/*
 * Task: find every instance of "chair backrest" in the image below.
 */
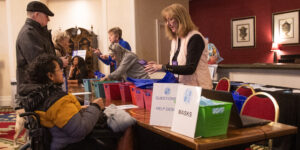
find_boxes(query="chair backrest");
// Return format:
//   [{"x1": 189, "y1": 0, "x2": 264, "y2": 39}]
[
  {"x1": 240, "y1": 92, "x2": 279, "y2": 122},
  {"x1": 235, "y1": 84, "x2": 255, "y2": 97},
  {"x1": 215, "y1": 77, "x2": 230, "y2": 92}
]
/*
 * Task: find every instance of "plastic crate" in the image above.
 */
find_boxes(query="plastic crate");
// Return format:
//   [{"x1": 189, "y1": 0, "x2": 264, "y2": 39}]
[
  {"x1": 143, "y1": 89, "x2": 153, "y2": 111},
  {"x1": 83, "y1": 79, "x2": 100, "y2": 92},
  {"x1": 135, "y1": 88, "x2": 145, "y2": 108},
  {"x1": 232, "y1": 92, "x2": 247, "y2": 113},
  {"x1": 104, "y1": 82, "x2": 121, "y2": 101},
  {"x1": 94, "y1": 81, "x2": 119, "y2": 98},
  {"x1": 234, "y1": 99, "x2": 246, "y2": 113},
  {"x1": 90, "y1": 79, "x2": 102, "y2": 93},
  {"x1": 129, "y1": 85, "x2": 137, "y2": 105},
  {"x1": 83, "y1": 79, "x2": 92, "y2": 92},
  {"x1": 195, "y1": 100, "x2": 232, "y2": 137},
  {"x1": 119, "y1": 82, "x2": 133, "y2": 103}
]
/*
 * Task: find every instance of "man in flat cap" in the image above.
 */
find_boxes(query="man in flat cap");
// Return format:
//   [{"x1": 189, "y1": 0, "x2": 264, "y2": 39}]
[{"x1": 15, "y1": 1, "x2": 67, "y2": 110}]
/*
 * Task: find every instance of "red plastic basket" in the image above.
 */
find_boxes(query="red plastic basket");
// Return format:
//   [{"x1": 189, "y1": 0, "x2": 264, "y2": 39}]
[
  {"x1": 143, "y1": 89, "x2": 153, "y2": 111},
  {"x1": 103, "y1": 83, "x2": 121, "y2": 101},
  {"x1": 135, "y1": 88, "x2": 145, "y2": 108},
  {"x1": 119, "y1": 82, "x2": 133, "y2": 103},
  {"x1": 129, "y1": 85, "x2": 137, "y2": 105}
]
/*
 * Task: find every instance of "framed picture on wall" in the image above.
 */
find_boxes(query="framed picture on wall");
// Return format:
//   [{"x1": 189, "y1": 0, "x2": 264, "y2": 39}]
[
  {"x1": 231, "y1": 16, "x2": 256, "y2": 48},
  {"x1": 272, "y1": 10, "x2": 299, "y2": 45}
]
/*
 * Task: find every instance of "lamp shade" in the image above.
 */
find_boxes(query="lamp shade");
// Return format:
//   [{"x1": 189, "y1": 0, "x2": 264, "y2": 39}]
[{"x1": 271, "y1": 43, "x2": 280, "y2": 51}]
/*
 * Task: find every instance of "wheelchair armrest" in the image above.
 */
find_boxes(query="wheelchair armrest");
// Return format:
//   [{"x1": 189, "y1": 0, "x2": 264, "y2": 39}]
[{"x1": 20, "y1": 112, "x2": 41, "y2": 128}]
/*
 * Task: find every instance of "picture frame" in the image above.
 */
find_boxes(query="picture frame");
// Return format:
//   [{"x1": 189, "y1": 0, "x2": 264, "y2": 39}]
[
  {"x1": 231, "y1": 16, "x2": 256, "y2": 48},
  {"x1": 272, "y1": 10, "x2": 299, "y2": 45}
]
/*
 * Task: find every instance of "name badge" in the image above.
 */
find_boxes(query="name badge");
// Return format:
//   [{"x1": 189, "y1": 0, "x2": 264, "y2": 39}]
[{"x1": 172, "y1": 61, "x2": 178, "y2": 66}]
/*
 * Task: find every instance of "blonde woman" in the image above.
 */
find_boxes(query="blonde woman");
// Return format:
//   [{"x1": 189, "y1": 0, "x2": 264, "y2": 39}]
[
  {"x1": 52, "y1": 30, "x2": 70, "y2": 57},
  {"x1": 144, "y1": 3, "x2": 212, "y2": 89}
]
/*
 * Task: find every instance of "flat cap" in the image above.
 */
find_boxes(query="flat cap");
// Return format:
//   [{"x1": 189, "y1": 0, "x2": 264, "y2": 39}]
[{"x1": 26, "y1": 1, "x2": 54, "y2": 16}]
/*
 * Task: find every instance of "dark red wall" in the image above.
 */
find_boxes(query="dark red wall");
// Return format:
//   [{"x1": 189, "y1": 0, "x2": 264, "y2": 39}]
[{"x1": 189, "y1": 0, "x2": 300, "y2": 64}]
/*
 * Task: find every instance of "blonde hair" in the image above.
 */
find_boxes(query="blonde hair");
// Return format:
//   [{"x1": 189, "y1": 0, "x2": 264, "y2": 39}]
[
  {"x1": 108, "y1": 27, "x2": 122, "y2": 39},
  {"x1": 161, "y1": 3, "x2": 198, "y2": 40},
  {"x1": 52, "y1": 30, "x2": 69, "y2": 45}
]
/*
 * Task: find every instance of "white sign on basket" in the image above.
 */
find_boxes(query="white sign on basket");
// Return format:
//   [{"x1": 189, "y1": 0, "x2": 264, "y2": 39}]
[
  {"x1": 171, "y1": 85, "x2": 202, "y2": 138},
  {"x1": 150, "y1": 83, "x2": 180, "y2": 127}
]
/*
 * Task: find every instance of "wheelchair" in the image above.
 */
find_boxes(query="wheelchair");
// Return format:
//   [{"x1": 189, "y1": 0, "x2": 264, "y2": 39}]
[
  {"x1": 19, "y1": 112, "x2": 51, "y2": 150},
  {"x1": 18, "y1": 111, "x2": 123, "y2": 150}
]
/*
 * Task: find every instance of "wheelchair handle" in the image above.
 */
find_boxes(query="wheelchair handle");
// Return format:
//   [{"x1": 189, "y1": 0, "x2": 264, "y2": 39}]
[{"x1": 19, "y1": 112, "x2": 41, "y2": 125}]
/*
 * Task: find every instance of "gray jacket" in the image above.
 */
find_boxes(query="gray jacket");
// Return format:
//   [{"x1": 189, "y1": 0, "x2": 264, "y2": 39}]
[
  {"x1": 108, "y1": 44, "x2": 150, "y2": 80},
  {"x1": 16, "y1": 18, "x2": 55, "y2": 108}
]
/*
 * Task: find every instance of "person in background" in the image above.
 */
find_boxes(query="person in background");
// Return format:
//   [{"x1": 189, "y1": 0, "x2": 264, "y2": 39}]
[
  {"x1": 144, "y1": 3, "x2": 212, "y2": 89},
  {"x1": 69, "y1": 56, "x2": 88, "y2": 83},
  {"x1": 100, "y1": 43, "x2": 149, "y2": 81},
  {"x1": 52, "y1": 30, "x2": 70, "y2": 57},
  {"x1": 52, "y1": 30, "x2": 72, "y2": 91},
  {"x1": 93, "y1": 27, "x2": 131, "y2": 72},
  {"x1": 15, "y1": 1, "x2": 68, "y2": 110},
  {"x1": 19, "y1": 54, "x2": 106, "y2": 150}
]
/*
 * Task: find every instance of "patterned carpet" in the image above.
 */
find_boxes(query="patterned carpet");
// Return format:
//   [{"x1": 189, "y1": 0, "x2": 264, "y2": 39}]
[{"x1": 0, "y1": 107, "x2": 25, "y2": 150}]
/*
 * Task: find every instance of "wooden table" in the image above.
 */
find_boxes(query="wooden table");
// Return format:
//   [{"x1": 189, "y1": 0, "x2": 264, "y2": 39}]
[
  {"x1": 69, "y1": 86, "x2": 297, "y2": 150},
  {"x1": 127, "y1": 108, "x2": 297, "y2": 150}
]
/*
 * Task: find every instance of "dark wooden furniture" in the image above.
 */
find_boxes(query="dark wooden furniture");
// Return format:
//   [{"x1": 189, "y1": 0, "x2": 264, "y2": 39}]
[{"x1": 128, "y1": 108, "x2": 296, "y2": 150}]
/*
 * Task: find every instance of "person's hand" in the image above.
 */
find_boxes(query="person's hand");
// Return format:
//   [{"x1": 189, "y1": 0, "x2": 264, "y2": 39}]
[
  {"x1": 100, "y1": 54, "x2": 109, "y2": 60},
  {"x1": 100, "y1": 76, "x2": 109, "y2": 81},
  {"x1": 70, "y1": 65, "x2": 75, "y2": 71},
  {"x1": 147, "y1": 61, "x2": 157, "y2": 65},
  {"x1": 69, "y1": 65, "x2": 75, "y2": 78},
  {"x1": 144, "y1": 61, "x2": 162, "y2": 74},
  {"x1": 92, "y1": 48, "x2": 102, "y2": 56},
  {"x1": 60, "y1": 57, "x2": 68, "y2": 68},
  {"x1": 15, "y1": 108, "x2": 25, "y2": 114},
  {"x1": 92, "y1": 98, "x2": 105, "y2": 109},
  {"x1": 81, "y1": 105, "x2": 88, "y2": 109}
]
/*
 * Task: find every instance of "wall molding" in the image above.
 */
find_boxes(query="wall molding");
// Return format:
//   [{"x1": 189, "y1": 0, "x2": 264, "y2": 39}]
[{"x1": 0, "y1": 96, "x2": 12, "y2": 106}]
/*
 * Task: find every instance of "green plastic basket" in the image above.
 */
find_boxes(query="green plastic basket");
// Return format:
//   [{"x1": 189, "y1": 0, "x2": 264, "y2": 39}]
[
  {"x1": 93, "y1": 81, "x2": 120, "y2": 98},
  {"x1": 195, "y1": 100, "x2": 232, "y2": 137}
]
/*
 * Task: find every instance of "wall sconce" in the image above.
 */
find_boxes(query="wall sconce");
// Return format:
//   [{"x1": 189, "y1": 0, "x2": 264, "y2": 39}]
[{"x1": 271, "y1": 42, "x2": 280, "y2": 63}]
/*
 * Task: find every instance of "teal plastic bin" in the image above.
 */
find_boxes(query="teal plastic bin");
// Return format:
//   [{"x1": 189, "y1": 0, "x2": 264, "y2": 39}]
[
  {"x1": 83, "y1": 79, "x2": 100, "y2": 92},
  {"x1": 94, "y1": 81, "x2": 120, "y2": 98}
]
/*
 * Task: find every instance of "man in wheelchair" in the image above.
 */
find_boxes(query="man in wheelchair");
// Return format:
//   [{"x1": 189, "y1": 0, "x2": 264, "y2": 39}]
[{"x1": 18, "y1": 54, "x2": 121, "y2": 150}]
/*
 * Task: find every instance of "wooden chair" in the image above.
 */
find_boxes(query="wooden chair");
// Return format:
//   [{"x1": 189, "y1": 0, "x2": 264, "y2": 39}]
[
  {"x1": 235, "y1": 84, "x2": 255, "y2": 97},
  {"x1": 215, "y1": 77, "x2": 230, "y2": 92},
  {"x1": 240, "y1": 92, "x2": 279, "y2": 150}
]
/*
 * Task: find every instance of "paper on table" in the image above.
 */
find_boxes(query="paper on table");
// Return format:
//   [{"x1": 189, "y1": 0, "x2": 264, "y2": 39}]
[
  {"x1": 71, "y1": 92, "x2": 92, "y2": 95},
  {"x1": 293, "y1": 89, "x2": 300, "y2": 93},
  {"x1": 116, "y1": 104, "x2": 139, "y2": 110},
  {"x1": 259, "y1": 87, "x2": 287, "y2": 92},
  {"x1": 249, "y1": 83, "x2": 265, "y2": 89}
]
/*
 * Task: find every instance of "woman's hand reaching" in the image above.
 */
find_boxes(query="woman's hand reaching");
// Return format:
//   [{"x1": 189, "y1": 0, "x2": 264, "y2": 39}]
[
  {"x1": 144, "y1": 61, "x2": 162, "y2": 74},
  {"x1": 92, "y1": 48, "x2": 102, "y2": 56},
  {"x1": 100, "y1": 76, "x2": 109, "y2": 81},
  {"x1": 100, "y1": 54, "x2": 109, "y2": 60}
]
